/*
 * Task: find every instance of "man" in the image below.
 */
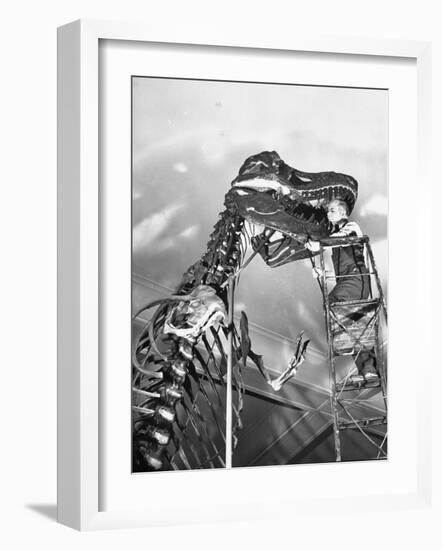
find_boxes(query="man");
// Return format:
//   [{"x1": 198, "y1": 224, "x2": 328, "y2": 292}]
[{"x1": 306, "y1": 199, "x2": 378, "y2": 382}]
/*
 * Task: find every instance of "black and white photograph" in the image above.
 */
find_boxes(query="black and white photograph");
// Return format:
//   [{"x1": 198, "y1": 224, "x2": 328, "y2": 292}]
[
  {"x1": 131, "y1": 76, "x2": 388, "y2": 472},
  {"x1": 4, "y1": 0, "x2": 439, "y2": 544}
]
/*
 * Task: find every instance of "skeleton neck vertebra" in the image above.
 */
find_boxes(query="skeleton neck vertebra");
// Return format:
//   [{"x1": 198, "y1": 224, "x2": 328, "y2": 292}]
[{"x1": 178, "y1": 197, "x2": 246, "y2": 293}]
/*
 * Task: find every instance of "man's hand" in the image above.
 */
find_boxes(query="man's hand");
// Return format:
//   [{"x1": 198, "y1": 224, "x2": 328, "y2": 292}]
[{"x1": 305, "y1": 239, "x2": 320, "y2": 253}]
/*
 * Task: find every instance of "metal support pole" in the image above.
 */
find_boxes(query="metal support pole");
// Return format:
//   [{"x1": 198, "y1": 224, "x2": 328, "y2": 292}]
[{"x1": 225, "y1": 279, "x2": 235, "y2": 469}]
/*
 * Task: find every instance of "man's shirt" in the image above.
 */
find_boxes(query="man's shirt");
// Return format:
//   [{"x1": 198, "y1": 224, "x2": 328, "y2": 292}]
[{"x1": 330, "y1": 219, "x2": 366, "y2": 277}]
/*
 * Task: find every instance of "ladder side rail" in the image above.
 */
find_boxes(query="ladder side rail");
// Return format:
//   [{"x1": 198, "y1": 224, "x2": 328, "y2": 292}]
[
  {"x1": 374, "y1": 310, "x2": 388, "y2": 414},
  {"x1": 364, "y1": 238, "x2": 388, "y2": 323},
  {"x1": 318, "y1": 245, "x2": 342, "y2": 462}
]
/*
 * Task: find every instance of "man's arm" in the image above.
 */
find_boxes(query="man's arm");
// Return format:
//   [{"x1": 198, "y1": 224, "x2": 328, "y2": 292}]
[
  {"x1": 305, "y1": 240, "x2": 320, "y2": 252},
  {"x1": 331, "y1": 220, "x2": 362, "y2": 238},
  {"x1": 305, "y1": 220, "x2": 364, "y2": 253}
]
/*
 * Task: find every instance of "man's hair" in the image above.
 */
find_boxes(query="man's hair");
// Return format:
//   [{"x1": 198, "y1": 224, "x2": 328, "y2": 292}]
[{"x1": 329, "y1": 199, "x2": 349, "y2": 217}]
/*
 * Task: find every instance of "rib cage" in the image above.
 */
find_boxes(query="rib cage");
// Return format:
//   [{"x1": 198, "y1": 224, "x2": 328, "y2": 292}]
[{"x1": 132, "y1": 202, "x2": 246, "y2": 472}]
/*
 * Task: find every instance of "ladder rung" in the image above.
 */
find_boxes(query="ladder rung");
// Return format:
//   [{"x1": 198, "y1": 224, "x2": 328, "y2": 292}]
[
  {"x1": 338, "y1": 417, "x2": 387, "y2": 430},
  {"x1": 319, "y1": 236, "x2": 368, "y2": 248},
  {"x1": 325, "y1": 272, "x2": 376, "y2": 280},
  {"x1": 332, "y1": 348, "x2": 378, "y2": 358},
  {"x1": 335, "y1": 379, "x2": 382, "y2": 392},
  {"x1": 329, "y1": 298, "x2": 380, "y2": 307}
]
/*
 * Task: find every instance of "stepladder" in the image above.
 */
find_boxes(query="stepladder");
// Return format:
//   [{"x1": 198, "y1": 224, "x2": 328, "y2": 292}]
[{"x1": 313, "y1": 235, "x2": 388, "y2": 462}]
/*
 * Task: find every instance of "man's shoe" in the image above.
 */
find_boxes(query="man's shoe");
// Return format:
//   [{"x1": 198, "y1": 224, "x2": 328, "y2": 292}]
[
  {"x1": 363, "y1": 371, "x2": 379, "y2": 383},
  {"x1": 349, "y1": 374, "x2": 365, "y2": 385}
]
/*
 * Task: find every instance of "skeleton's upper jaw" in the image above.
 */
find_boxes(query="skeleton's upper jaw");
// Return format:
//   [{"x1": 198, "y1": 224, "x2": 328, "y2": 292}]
[{"x1": 231, "y1": 177, "x2": 294, "y2": 197}]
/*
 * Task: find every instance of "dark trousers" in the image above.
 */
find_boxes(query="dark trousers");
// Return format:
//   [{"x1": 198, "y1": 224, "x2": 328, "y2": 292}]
[
  {"x1": 328, "y1": 269, "x2": 370, "y2": 303},
  {"x1": 329, "y1": 271, "x2": 376, "y2": 375}
]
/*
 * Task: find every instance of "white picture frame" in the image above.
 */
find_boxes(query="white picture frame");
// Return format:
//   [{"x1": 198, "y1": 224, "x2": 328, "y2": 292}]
[{"x1": 57, "y1": 19, "x2": 432, "y2": 531}]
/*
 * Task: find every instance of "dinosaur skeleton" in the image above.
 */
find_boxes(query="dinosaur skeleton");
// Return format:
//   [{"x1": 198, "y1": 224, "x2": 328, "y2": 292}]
[{"x1": 132, "y1": 150, "x2": 358, "y2": 472}]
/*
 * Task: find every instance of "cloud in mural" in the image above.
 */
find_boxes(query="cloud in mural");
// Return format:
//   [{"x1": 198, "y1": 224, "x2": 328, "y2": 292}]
[
  {"x1": 178, "y1": 225, "x2": 199, "y2": 240},
  {"x1": 359, "y1": 193, "x2": 388, "y2": 217},
  {"x1": 173, "y1": 162, "x2": 189, "y2": 173},
  {"x1": 133, "y1": 203, "x2": 184, "y2": 251},
  {"x1": 132, "y1": 188, "x2": 143, "y2": 200},
  {"x1": 154, "y1": 225, "x2": 200, "y2": 253}
]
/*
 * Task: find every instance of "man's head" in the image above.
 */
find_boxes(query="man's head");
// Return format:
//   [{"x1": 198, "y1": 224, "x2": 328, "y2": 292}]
[{"x1": 327, "y1": 199, "x2": 349, "y2": 225}]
